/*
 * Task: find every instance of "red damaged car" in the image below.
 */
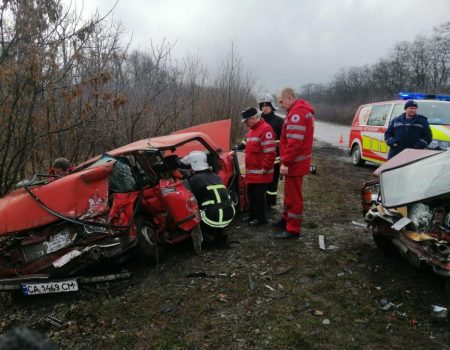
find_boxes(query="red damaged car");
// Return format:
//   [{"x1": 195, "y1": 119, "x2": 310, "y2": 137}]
[
  {"x1": 0, "y1": 119, "x2": 245, "y2": 295},
  {"x1": 362, "y1": 149, "x2": 450, "y2": 291}
]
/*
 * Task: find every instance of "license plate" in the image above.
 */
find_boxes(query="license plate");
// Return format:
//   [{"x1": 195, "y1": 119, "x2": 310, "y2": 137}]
[{"x1": 21, "y1": 280, "x2": 79, "y2": 295}]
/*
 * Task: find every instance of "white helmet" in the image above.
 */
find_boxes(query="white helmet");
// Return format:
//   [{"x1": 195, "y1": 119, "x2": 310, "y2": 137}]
[
  {"x1": 257, "y1": 92, "x2": 278, "y2": 110},
  {"x1": 185, "y1": 151, "x2": 209, "y2": 171}
]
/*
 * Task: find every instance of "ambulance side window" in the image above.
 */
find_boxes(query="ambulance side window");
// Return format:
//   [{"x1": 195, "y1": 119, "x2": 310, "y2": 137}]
[
  {"x1": 390, "y1": 104, "x2": 405, "y2": 122},
  {"x1": 367, "y1": 104, "x2": 391, "y2": 126},
  {"x1": 358, "y1": 106, "x2": 371, "y2": 125}
]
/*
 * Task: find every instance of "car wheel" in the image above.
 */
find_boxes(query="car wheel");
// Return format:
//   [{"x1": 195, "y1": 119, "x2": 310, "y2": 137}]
[
  {"x1": 444, "y1": 279, "x2": 450, "y2": 299},
  {"x1": 351, "y1": 144, "x2": 365, "y2": 166},
  {"x1": 191, "y1": 224, "x2": 203, "y2": 254},
  {"x1": 372, "y1": 231, "x2": 389, "y2": 249},
  {"x1": 136, "y1": 219, "x2": 163, "y2": 263},
  {"x1": 229, "y1": 189, "x2": 239, "y2": 207}
]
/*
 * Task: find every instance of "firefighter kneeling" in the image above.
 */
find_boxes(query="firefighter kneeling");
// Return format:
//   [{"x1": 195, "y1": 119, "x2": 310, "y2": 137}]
[{"x1": 183, "y1": 151, "x2": 235, "y2": 243}]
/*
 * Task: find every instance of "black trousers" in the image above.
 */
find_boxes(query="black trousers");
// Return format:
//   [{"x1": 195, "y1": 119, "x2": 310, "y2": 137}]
[
  {"x1": 266, "y1": 162, "x2": 280, "y2": 207},
  {"x1": 247, "y1": 183, "x2": 268, "y2": 223}
]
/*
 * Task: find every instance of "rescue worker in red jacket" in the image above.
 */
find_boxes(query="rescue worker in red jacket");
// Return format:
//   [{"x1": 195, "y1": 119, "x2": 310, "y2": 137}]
[
  {"x1": 237, "y1": 94, "x2": 283, "y2": 208},
  {"x1": 241, "y1": 107, "x2": 277, "y2": 226},
  {"x1": 273, "y1": 87, "x2": 315, "y2": 239}
]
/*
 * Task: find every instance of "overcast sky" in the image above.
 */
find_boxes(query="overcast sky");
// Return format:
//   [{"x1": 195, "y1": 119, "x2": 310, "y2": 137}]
[{"x1": 75, "y1": 0, "x2": 450, "y2": 93}]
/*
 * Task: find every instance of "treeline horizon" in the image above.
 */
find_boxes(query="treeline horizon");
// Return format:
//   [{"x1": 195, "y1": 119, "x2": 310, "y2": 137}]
[{"x1": 298, "y1": 22, "x2": 450, "y2": 124}]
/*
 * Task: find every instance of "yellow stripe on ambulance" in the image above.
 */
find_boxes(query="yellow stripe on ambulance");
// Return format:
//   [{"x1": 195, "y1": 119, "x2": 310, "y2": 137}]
[{"x1": 431, "y1": 125, "x2": 450, "y2": 142}]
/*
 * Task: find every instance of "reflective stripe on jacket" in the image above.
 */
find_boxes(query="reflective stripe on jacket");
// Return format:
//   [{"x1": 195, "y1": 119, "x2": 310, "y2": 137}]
[
  {"x1": 188, "y1": 172, "x2": 235, "y2": 228},
  {"x1": 280, "y1": 99, "x2": 315, "y2": 176},
  {"x1": 244, "y1": 119, "x2": 277, "y2": 183}
]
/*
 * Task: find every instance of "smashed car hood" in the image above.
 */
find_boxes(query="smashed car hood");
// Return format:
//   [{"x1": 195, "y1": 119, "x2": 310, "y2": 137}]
[
  {"x1": 373, "y1": 148, "x2": 442, "y2": 176},
  {"x1": 379, "y1": 149, "x2": 450, "y2": 208},
  {"x1": 0, "y1": 163, "x2": 113, "y2": 235}
]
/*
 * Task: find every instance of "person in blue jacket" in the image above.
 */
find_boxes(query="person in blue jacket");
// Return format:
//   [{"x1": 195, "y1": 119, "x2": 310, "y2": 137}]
[{"x1": 384, "y1": 99, "x2": 432, "y2": 159}]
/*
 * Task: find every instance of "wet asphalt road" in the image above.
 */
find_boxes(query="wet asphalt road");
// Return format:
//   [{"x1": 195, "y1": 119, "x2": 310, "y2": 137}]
[{"x1": 314, "y1": 120, "x2": 351, "y2": 151}]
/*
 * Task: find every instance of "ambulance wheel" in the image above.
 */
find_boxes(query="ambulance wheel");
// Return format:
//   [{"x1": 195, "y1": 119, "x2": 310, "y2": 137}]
[
  {"x1": 351, "y1": 144, "x2": 365, "y2": 166},
  {"x1": 136, "y1": 219, "x2": 163, "y2": 263}
]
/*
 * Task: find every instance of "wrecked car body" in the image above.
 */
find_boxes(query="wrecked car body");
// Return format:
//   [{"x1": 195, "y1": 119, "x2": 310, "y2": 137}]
[
  {"x1": 0, "y1": 119, "x2": 244, "y2": 295},
  {"x1": 362, "y1": 149, "x2": 450, "y2": 289}
]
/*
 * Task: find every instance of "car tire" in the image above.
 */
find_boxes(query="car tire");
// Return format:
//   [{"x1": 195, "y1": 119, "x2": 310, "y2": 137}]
[
  {"x1": 229, "y1": 189, "x2": 239, "y2": 207},
  {"x1": 136, "y1": 218, "x2": 163, "y2": 263},
  {"x1": 372, "y1": 224, "x2": 393, "y2": 251},
  {"x1": 227, "y1": 173, "x2": 241, "y2": 211},
  {"x1": 444, "y1": 279, "x2": 450, "y2": 299},
  {"x1": 351, "y1": 144, "x2": 365, "y2": 166}
]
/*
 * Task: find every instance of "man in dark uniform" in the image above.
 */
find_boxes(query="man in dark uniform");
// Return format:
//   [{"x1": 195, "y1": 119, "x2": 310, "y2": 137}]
[
  {"x1": 257, "y1": 93, "x2": 284, "y2": 207},
  {"x1": 384, "y1": 99, "x2": 432, "y2": 159},
  {"x1": 183, "y1": 151, "x2": 235, "y2": 243}
]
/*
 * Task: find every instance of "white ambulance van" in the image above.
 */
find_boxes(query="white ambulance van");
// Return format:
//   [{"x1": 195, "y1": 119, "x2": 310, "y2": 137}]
[{"x1": 349, "y1": 92, "x2": 450, "y2": 165}]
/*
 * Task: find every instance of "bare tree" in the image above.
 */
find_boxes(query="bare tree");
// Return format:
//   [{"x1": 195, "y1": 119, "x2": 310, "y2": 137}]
[
  {"x1": 428, "y1": 22, "x2": 450, "y2": 92},
  {"x1": 0, "y1": 1, "x2": 126, "y2": 194},
  {"x1": 206, "y1": 42, "x2": 256, "y2": 143}
]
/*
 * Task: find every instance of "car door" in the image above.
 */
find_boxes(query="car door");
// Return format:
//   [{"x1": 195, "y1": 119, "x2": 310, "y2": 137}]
[{"x1": 361, "y1": 103, "x2": 393, "y2": 163}]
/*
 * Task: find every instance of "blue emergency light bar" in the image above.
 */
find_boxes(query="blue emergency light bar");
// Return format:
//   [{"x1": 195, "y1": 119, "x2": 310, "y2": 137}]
[{"x1": 399, "y1": 92, "x2": 450, "y2": 101}]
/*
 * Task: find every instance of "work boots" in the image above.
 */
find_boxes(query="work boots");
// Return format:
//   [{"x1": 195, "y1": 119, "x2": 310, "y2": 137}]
[{"x1": 271, "y1": 219, "x2": 286, "y2": 230}]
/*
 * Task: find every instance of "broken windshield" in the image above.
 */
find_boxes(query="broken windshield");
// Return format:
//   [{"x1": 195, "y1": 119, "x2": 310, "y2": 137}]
[
  {"x1": 380, "y1": 150, "x2": 450, "y2": 208},
  {"x1": 88, "y1": 154, "x2": 138, "y2": 193}
]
